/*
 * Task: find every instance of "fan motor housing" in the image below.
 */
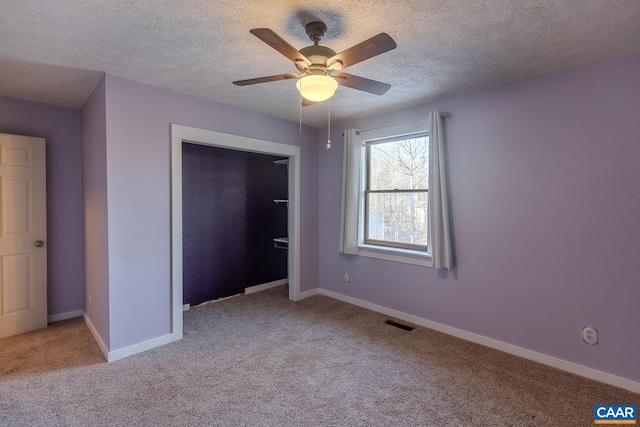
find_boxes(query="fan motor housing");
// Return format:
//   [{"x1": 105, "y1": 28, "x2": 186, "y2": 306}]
[{"x1": 296, "y1": 45, "x2": 338, "y2": 71}]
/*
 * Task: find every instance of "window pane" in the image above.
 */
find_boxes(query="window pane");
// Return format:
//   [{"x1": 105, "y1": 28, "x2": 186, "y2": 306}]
[
  {"x1": 369, "y1": 136, "x2": 428, "y2": 191},
  {"x1": 367, "y1": 192, "x2": 428, "y2": 247}
]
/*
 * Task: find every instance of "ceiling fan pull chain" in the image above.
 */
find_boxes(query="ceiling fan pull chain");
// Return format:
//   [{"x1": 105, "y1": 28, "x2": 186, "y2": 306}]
[
  {"x1": 299, "y1": 79, "x2": 303, "y2": 135},
  {"x1": 327, "y1": 99, "x2": 332, "y2": 149}
]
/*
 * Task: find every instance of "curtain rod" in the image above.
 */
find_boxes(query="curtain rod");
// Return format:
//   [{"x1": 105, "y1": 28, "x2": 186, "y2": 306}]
[{"x1": 355, "y1": 112, "x2": 451, "y2": 135}]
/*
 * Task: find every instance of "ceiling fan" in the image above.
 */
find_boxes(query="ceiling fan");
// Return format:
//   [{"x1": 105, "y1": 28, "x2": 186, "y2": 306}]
[{"x1": 233, "y1": 21, "x2": 397, "y2": 104}]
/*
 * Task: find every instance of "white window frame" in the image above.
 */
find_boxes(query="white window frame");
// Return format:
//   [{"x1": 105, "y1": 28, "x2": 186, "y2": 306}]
[{"x1": 356, "y1": 119, "x2": 433, "y2": 267}]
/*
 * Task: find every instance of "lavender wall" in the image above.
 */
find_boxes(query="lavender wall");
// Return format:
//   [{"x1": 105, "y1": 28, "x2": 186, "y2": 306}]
[
  {"x1": 81, "y1": 77, "x2": 110, "y2": 347},
  {"x1": 103, "y1": 74, "x2": 318, "y2": 350},
  {"x1": 318, "y1": 54, "x2": 640, "y2": 383},
  {"x1": 0, "y1": 95, "x2": 83, "y2": 317}
]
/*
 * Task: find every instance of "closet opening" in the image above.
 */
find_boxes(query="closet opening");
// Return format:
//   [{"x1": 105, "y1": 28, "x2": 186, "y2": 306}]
[
  {"x1": 182, "y1": 143, "x2": 288, "y2": 305},
  {"x1": 170, "y1": 124, "x2": 301, "y2": 341}
]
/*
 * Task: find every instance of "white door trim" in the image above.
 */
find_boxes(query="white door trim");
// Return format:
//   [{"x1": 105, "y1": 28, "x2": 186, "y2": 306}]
[{"x1": 170, "y1": 124, "x2": 301, "y2": 341}]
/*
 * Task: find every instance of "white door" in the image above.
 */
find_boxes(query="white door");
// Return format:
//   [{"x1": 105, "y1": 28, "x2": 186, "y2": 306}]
[{"x1": 0, "y1": 133, "x2": 47, "y2": 339}]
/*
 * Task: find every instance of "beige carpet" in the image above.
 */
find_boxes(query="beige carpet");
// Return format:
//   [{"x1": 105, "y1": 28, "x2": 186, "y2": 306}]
[{"x1": 1, "y1": 286, "x2": 638, "y2": 426}]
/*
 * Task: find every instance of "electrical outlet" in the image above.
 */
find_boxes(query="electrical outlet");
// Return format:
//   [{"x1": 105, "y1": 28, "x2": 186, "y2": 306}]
[
  {"x1": 343, "y1": 272, "x2": 350, "y2": 283},
  {"x1": 582, "y1": 325, "x2": 598, "y2": 345},
  {"x1": 88, "y1": 292, "x2": 93, "y2": 305}
]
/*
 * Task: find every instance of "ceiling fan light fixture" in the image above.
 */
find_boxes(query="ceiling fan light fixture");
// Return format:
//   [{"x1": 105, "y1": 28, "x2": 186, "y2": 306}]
[{"x1": 296, "y1": 74, "x2": 338, "y2": 102}]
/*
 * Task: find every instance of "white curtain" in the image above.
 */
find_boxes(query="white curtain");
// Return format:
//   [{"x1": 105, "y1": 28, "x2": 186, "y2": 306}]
[
  {"x1": 428, "y1": 111, "x2": 453, "y2": 269},
  {"x1": 339, "y1": 129, "x2": 361, "y2": 254}
]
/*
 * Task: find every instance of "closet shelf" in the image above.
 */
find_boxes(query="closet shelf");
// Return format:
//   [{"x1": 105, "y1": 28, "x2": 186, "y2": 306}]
[{"x1": 273, "y1": 237, "x2": 288, "y2": 250}]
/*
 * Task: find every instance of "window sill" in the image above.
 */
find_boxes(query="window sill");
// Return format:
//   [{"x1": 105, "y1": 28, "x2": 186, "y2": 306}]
[{"x1": 357, "y1": 244, "x2": 433, "y2": 267}]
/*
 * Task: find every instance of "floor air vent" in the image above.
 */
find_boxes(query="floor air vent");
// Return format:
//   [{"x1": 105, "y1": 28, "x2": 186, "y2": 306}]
[{"x1": 385, "y1": 320, "x2": 414, "y2": 331}]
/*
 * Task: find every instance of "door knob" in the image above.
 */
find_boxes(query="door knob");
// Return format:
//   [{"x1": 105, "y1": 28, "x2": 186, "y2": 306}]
[{"x1": 34, "y1": 240, "x2": 44, "y2": 247}]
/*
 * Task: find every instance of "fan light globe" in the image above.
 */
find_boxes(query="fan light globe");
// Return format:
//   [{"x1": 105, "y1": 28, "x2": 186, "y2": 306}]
[{"x1": 296, "y1": 75, "x2": 338, "y2": 102}]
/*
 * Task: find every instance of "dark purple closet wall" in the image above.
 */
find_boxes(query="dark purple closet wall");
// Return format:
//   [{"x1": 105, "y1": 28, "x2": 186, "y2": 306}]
[{"x1": 182, "y1": 143, "x2": 287, "y2": 305}]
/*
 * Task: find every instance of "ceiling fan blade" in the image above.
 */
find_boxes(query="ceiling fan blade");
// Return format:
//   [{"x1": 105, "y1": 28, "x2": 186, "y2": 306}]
[
  {"x1": 327, "y1": 33, "x2": 396, "y2": 69},
  {"x1": 233, "y1": 73, "x2": 299, "y2": 86},
  {"x1": 333, "y1": 73, "x2": 391, "y2": 95},
  {"x1": 250, "y1": 28, "x2": 311, "y2": 66}
]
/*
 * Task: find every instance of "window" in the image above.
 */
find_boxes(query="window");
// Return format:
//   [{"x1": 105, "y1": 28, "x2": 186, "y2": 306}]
[
  {"x1": 340, "y1": 112, "x2": 452, "y2": 269},
  {"x1": 364, "y1": 133, "x2": 429, "y2": 252}
]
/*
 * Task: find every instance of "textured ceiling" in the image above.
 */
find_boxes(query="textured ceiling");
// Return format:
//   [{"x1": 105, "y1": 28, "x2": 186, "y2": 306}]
[{"x1": 1, "y1": 0, "x2": 640, "y2": 127}]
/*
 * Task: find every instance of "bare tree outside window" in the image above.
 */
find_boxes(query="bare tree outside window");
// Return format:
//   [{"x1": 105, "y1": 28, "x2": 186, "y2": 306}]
[{"x1": 365, "y1": 134, "x2": 429, "y2": 251}]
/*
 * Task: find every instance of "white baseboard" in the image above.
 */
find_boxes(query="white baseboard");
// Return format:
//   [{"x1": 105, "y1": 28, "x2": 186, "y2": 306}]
[
  {"x1": 245, "y1": 279, "x2": 288, "y2": 294},
  {"x1": 82, "y1": 311, "x2": 109, "y2": 362},
  {"x1": 319, "y1": 289, "x2": 640, "y2": 394},
  {"x1": 48, "y1": 309, "x2": 82, "y2": 323},
  {"x1": 82, "y1": 311, "x2": 175, "y2": 363},
  {"x1": 107, "y1": 334, "x2": 174, "y2": 363},
  {"x1": 183, "y1": 303, "x2": 190, "y2": 312},
  {"x1": 297, "y1": 288, "x2": 320, "y2": 299}
]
